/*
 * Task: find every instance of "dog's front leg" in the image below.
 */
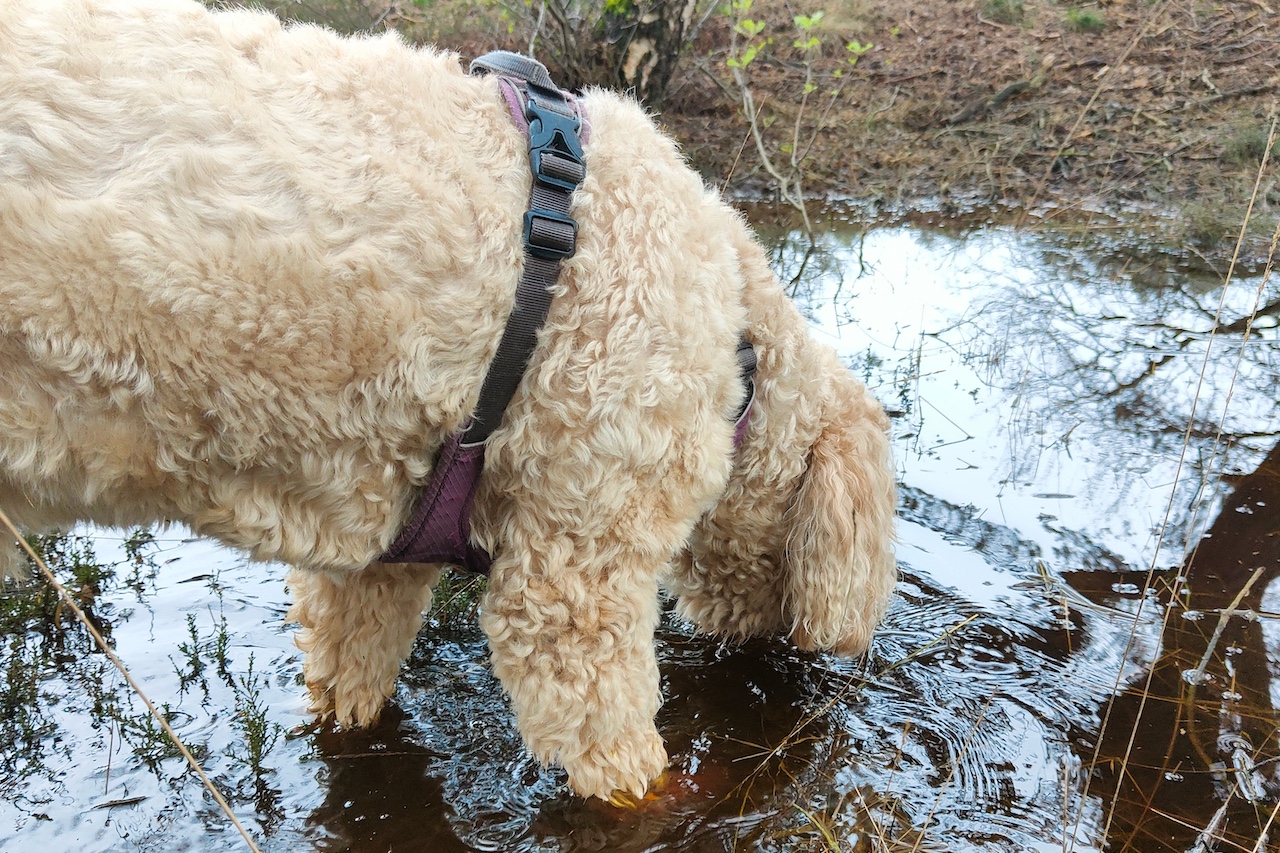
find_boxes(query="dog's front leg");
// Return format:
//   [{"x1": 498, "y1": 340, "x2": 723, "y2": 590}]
[
  {"x1": 288, "y1": 562, "x2": 441, "y2": 727},
  {"x1": 480, "y1": 542, "x2": 666, "y2": 801}
]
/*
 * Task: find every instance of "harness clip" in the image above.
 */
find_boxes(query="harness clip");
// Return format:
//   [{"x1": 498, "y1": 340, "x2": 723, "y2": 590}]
[
  {"x1": 526, "y1": 95, "x2": 585, "y2": 192},
  {"x1": 523, "y1": 208, "x2": 578, "y2": 260}
]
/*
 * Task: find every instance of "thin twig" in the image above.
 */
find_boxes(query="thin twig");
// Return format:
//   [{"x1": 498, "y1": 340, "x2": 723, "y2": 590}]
[
  {"x1": 878, "y1": 614, "x2": 978, "y2": 675},
  {"x1": 527, "y1": 0, "x2": 547, "y2": 55},
  {"x1": 723, "y1": 99, "x2": 766, "y2": 195},
  {"x1": 1254, "y1": 798, "x2": 1280, "y2": 853},
  {"x1": 0, "y1": 510, "x2": 263, "y2": 853}
]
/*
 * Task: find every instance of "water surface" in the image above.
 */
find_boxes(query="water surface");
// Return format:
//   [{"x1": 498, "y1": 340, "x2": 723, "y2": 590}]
[{"x1": 3, "y1": 211, "x2": 1278, "y2": 852}]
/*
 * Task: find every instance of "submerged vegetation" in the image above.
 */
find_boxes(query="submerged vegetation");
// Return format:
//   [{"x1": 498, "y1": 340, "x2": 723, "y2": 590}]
[
  {"x1": 0, "y1": 531, "x2": 271, "y2": 818},
  {"x1": 0, "y1": 533, "x2": 119, "y2": 790},
  {"x1": 0, "y1": 527, "x2": 489, "y2": 829}
]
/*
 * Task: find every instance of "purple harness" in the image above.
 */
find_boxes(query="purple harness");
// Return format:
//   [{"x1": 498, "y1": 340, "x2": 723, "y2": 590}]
[{"x1": 379, "y1": 52, "x2": 755, "y2": 574}]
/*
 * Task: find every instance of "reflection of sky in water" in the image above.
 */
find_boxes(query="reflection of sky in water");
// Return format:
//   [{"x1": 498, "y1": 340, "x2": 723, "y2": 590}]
[
  {"x1": 4, "y1": 219, "x2": 1278, "y2": 852},
  {"x1": 773, "y1": 222, "x2": 1277, "y2": 573}
]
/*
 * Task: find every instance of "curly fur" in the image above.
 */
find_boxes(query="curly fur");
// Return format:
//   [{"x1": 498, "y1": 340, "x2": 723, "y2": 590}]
[{"x1": 0, "y1": 0, "x2": 896, "y2": 800}]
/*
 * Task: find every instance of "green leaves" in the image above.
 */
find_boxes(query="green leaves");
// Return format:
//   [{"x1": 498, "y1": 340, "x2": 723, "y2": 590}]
[
  {"x1": 793, "y1": 10, "x2": 823, "y2": 31},
  {"x1": 846, "y1": 39, "x2": 873, "y2": 65},
  {"x1": 726, "y1": 40, "x2": 770, "y2": 69},
  {"x1": 725, "y1": 0, "x2": 769, "y2": 70},
  {"x1": 792, "y1": 10, "x2": 823, "y2": 51},
  {"x1": 725, "y1": 8, "x2": 875, "y2": 75}
]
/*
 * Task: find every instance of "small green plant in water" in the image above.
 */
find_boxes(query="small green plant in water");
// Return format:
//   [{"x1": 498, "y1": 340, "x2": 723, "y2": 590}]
[
  {"x1": 0, "y1": 527, "x2": 191, "y2": 788},
  {"x1": 1, "y1": 530, "x2": 125, "y2": 646},
  {"x1": 211, "y1": 606, "x2": 232, "y2": 683},
  {"x1": 0, "y1": 635, "x2": 56, "y2": 784},
  {"x1": 231, "y1": 653, "x2": 282, "y2": 778},
  {"x1": 28, "y1": 531, "x2": 111, "y2": 604},
  {"x1": 117, "y1": 701, "x2": 203, "y2": 769},
  {"x1": 172, "y1": 612, "x2": 210, "y2": 696},
  {"x1": 122, "y1": 527, "x2": 159, "y2": 595}
]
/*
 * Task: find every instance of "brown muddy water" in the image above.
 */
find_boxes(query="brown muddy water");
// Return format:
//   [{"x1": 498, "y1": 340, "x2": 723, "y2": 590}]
[{"x1": 3, "y1": 211, "x2": 1279, "y2": 852}]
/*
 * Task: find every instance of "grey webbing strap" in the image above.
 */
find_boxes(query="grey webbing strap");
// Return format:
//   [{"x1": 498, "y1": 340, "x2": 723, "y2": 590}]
[
  {"x1": 464, "y1": 52, "x2": 586, "y2": 444},
  {"x1": 470, "y1": 50, "x2": 556, "y2": 90}
]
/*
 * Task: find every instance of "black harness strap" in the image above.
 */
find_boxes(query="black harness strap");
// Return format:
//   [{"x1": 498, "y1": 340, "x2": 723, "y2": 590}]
[
  {"x1": 379, "y1": 53, "x2": 586, "y2": 570},
  {"x1": 463, "y1": 51, "x2": 586, "y2": 443}
]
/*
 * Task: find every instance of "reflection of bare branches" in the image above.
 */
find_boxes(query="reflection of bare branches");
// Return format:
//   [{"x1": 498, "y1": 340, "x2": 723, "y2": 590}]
[
  {"x1": 1217, "y1": 296, "x2": 1280, "y2": 334},
  {"x1": 760, "y1": 226, "x2": 852, "y2": 319},
  {"x1": 1098, "y1": 352, "x2": 1181, "y2": 399},
  {"x1": 965, "y1": 237, "x2": 1280, "y2": 462}
]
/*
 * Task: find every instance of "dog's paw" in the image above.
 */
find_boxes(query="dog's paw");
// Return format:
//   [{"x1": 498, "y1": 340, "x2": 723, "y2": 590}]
[
  {"x1": 332, "y1": 681, "x2": 391, "y2": 729},
  {"x1": 296, "y1": 642, "x2": 388, "y2": 729},
  {"x1": 564, "y1": 728, "x2": 668, "y2": 801},
  {"x1": 304, "y1": 683, "x2": 336, "y2": 718}
]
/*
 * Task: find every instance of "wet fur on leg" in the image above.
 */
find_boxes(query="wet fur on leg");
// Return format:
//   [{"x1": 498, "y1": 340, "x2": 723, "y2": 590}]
[{"x1": 288, "y1": 563, "x2": 441, "y2": 727}]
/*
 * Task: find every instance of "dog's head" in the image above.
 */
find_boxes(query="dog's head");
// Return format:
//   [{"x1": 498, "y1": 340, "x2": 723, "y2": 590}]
[
  {"x1": 675, "y1": 345, "x2": 896, "y2": 656},
  {"x1": 673, "y1": 222, "x2": 897, "y2": 656},
  {"x1": 776, "y1": 359, "x2": 897, "y2": 655}
]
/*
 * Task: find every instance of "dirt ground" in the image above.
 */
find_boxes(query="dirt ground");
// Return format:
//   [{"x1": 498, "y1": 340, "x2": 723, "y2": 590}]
[{"x1": 653, "y1": 0, "x2": 1279, "y2": 265}]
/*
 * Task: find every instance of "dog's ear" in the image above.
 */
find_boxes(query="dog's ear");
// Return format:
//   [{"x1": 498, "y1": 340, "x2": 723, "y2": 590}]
[{"x1": 782, "y1": 392, "x2": 896, "y2": 656}]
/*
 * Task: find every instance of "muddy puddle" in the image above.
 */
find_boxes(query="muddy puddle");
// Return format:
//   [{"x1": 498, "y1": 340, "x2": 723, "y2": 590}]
[{"x1": 3, "y1": 210, "x2": 1278, "y2": 852}]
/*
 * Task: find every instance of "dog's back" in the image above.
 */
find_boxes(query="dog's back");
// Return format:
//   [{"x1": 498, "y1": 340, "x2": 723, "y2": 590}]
[{"x1": 0, "y1": 0, "x2": 540, "y2": 574}]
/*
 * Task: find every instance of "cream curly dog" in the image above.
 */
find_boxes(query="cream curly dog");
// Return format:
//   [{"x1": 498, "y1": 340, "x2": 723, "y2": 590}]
[{"x1": 0, "y1": 0, "x2": 896, "y2": 800}]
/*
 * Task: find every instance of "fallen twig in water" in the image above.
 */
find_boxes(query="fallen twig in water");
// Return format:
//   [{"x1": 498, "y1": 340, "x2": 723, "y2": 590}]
[{"x1": 878, "y1": 614, "x2": 978, "y2": 675}]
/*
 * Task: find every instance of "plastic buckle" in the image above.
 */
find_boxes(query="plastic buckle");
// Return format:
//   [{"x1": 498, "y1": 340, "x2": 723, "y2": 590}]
[
  {"x1": 523, "y1": 208, "x2": 578, "y2": 260},
  {"x1": 525, "y1": 94, "x2": 585, "y2": 192}
]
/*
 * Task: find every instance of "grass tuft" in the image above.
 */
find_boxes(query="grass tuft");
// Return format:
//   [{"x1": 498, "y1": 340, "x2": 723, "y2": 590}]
[
  {"x1": 1064, "y1": 6, "x2": 1106, "y2": 32},
  {"x1": 981, "y1": 0, "x2": 1024, "y2": 25},
  {"x1": 1222, "y1": 124, "x2": 1280, "y2": 167}
]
